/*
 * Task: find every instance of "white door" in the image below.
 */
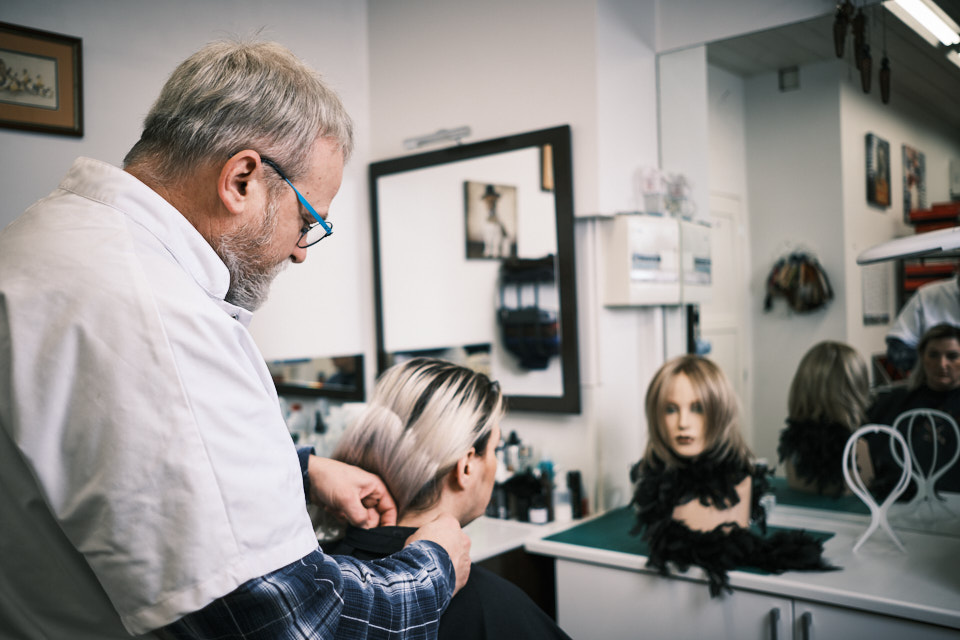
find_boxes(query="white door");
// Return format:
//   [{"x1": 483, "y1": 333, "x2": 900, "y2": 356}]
[{"x1": 698, "y1": 193, "x2": 752, "y2": 448}]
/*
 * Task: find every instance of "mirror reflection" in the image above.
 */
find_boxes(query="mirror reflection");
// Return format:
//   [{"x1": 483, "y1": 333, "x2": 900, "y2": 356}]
[
  {"x1": 370, "y1": 126, "x2": 580, "y2": 413},
  {"x1": 680, "y1": 5, "x2": 960, "y2": 537},
  {"x1": 268, "y1": 354, "x2": 365, "y2": 400}
]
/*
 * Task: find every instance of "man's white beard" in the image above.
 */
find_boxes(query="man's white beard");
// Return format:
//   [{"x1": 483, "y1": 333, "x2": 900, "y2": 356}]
[{"x1": 216, "y1": 198, "x2": 288, "y2": 311}]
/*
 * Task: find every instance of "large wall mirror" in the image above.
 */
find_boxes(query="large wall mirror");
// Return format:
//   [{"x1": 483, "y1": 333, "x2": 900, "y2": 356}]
[
  {"x1": 370, "y1": 125, "x2": 580, "y2": 413},
  {"x1": 670, "y1": 4, "x2": 960, "y2": 538},
  {"x1": 267, "y1": 354, "x2": 365, "y2": 400}
]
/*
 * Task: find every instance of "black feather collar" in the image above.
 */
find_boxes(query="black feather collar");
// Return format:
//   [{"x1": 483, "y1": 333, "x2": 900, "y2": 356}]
[{"x1": 629, "y1": 452, "x2": 834, "y2": 596}]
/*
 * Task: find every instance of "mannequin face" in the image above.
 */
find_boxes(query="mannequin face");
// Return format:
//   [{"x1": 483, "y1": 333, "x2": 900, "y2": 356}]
[
  {"x1": 922, "y1": 337, "x2": 960, "y2": 392},
  {"x1": 663, "y1": 373, "x2": 707, "y2": 458}
]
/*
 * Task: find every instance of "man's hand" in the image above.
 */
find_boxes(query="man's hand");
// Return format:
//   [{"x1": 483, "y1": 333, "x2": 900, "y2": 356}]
[
  {"x1": 306, "y1": 456, "x2": 398, "y2": 528},
  {"x1": 405, "y1": 514, "x2": 471, "y2": 596}
]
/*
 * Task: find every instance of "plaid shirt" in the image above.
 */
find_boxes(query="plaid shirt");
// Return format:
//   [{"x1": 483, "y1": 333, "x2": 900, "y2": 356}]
[
  {"x1": 164, "y1": 539, "x2": 453, "y2": 639},
  {"x1": 164, "y1": 447, "x2": 454, "y2": 639}
]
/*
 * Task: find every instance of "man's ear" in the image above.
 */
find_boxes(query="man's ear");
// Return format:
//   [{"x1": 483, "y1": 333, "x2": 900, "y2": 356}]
[
  {"x1": 218, "y1": 150, "x2": 263, "y2": 215},
  {"x1": 453, "y1": 448, "x2": 478, "y2": 491}
]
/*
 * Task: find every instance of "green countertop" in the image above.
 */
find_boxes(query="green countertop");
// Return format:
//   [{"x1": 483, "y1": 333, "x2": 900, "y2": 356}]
[
  {"x1": 544, "y1": 505, "x2": 834, "y2": 576},
  {"x1": 767, "y1": 476, "x2": 870, "y2": 515}
]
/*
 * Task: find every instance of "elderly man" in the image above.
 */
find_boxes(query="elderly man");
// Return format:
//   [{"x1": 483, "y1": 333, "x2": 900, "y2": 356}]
[{"x1": 0, "y1": 39, "x2": 468, "y2": 639}]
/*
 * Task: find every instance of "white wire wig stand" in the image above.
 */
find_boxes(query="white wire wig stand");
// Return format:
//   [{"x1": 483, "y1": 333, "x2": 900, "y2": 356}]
[
  {"x1": 843, "y1": 425, "x2": 912, "y2": 553},
  {"x1": 890, "y1": 408, "x2": 960, "y2": 521}
]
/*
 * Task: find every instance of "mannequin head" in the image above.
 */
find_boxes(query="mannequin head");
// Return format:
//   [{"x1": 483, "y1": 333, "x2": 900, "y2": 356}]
[
  {"x1": 332, "y1": 358, "x2": 504, "y2": 526},
  {"x1": 788, "y1": 341, "x2": 869, "y2": 431},
  {"x1": 643, "y1": 355, "x2": 749, "y2": 467}
]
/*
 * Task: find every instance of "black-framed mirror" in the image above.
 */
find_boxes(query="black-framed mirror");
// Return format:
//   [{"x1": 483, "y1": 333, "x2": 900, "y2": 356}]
[
  {"x1": 370, "y1": 125, "x2": 580, "y2": 412},
  {"x1": 268, "y1": 354, "x2": 365, "y2": 400}
]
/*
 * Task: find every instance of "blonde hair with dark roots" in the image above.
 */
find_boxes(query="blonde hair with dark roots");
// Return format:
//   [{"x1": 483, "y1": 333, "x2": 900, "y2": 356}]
[
  {"x1": 643, "y1": 355, "x2": 750, "y2": 468},
  {"x1": 788, "y1": 341, "x2": 869, "y2": 431},
  {"x1": 332, "y1": 358, "x2": 504, "y2": 517},
  {"x1": 123, "y1": 38, "x2": 353, "y2": 186}
]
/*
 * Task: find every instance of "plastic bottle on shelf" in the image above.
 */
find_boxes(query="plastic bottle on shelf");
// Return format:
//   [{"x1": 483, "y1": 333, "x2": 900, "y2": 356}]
[{"x1": 552, "y1": 466, "x2": 573, "y2": 523}]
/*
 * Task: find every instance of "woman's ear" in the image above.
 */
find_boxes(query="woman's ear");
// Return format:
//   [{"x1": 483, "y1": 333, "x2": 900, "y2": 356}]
[
  {"x1": 453, "y1": 448, "x2": 478, "y2": 491},
  {"x1": 218, "y1": 150, "x2": 263, "y2": 216}
]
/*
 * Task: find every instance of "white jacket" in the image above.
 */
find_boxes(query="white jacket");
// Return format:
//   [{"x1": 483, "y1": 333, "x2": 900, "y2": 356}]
[{"x1": 0, "y1": 158, "x2": 318, "y2": 637}]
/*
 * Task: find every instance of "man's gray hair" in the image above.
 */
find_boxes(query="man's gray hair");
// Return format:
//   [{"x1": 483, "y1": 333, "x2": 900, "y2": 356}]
[{"x1": 124, "y1": 39, "x2": 353, "y2": 182}]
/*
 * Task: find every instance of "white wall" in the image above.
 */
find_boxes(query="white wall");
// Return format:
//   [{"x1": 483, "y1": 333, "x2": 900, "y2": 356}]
[
  {"x1": 657, "y1": 0, "x2": 839, "y2": 52},
  {"x1": 744, "y1": 59, "x2": 848, "y2": 465},
  {"x1": 659, "y1": 45, "x2": 710, "y2": 223},
  {"x1": 0, "y1": 0, "x2": 373, "y2": 365}
]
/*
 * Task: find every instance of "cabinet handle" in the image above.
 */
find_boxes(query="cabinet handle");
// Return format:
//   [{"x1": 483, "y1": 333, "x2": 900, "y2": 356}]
[
  {"x1": 800, "y1": 611, "x2": 814, "y2": 640},
  {"x1": 768, "y1": 607, "x2": 780, "y2": 640}
]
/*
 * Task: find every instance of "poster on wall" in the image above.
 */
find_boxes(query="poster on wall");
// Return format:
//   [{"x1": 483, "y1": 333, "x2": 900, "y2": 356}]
[
  {"x1": 464, "y1": 181, "x2": 518, "y2": 260},
  {"x1": 902, "y1": 144, "x2": 927, "y2": 221},
  {"x1": 865, "y1": 133, "x2": 890, "y2": 208}
]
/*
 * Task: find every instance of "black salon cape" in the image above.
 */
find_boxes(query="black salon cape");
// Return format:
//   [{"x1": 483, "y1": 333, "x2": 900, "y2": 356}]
[
  {"x1": 867, "y1": 384, "x2": 960, "y2": 496},
  {"x1": 323, "y1": 526, "x2": 572, "y2": 640},
  {"x1": 630, "y1": 454, "x2": 837, "y2": 597}
]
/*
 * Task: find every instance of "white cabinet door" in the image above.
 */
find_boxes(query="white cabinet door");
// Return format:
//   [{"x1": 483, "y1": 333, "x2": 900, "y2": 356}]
[
  {"x1": 793, "y1": 600, "x2": 960, "y2": 640},
  {"x1": 556, "y1": 559, "x2": 793, "y2": 640}
]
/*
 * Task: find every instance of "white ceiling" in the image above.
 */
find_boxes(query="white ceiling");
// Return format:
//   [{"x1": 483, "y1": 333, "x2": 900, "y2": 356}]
[{"x1": 707, "y1": 1, "x2": 960, "y2": 133}]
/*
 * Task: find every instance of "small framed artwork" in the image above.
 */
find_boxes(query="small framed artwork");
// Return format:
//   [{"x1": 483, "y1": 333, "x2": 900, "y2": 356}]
[
  {"x1": 0, "y1": 22, "x2": 83, "y2": 136},
  {"x1": 902, "y1": 143, "x2": 926, "y2": 221},
  {"x1": 540, "y1": 143, "x2": 554, "y2": 192},
  {"x1": 464, "y1": 181, "x2": 518, "y2": 260},
  {"x1": 865, "y1": 133, "x2": 890, "y2": 208}
]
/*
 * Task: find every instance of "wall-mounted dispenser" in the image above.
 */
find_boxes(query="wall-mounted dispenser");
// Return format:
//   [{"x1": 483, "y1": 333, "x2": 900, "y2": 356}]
[
  {"x1": 603, "y1": 214, "x2": 712, "y2": 307},
  {"x1": 602, "y1": 213, "x2": 681, "y2": 306}
]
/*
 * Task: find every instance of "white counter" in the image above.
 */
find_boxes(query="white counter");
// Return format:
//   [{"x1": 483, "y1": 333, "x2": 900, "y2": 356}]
[
  {"x1": 525, "y1": 506, "x2": 960, "y2": 636},
  {"x1": 464, "y1": 515, "x2": 568, "y2": 562}
]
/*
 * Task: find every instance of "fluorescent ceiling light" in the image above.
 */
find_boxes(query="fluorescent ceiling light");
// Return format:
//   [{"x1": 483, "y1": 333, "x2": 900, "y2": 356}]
[
  {"x1": 949, "y1": 49, "x2": 960, "y2": 69},
  {"x1": 887, "y1": 0, "x2": 960, "y2": 46}
]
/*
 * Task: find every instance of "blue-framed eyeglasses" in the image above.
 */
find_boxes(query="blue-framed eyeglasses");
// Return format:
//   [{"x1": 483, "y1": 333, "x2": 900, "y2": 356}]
[{"x1": 261, "y1": 157, "x2": 333, "y2": 248}]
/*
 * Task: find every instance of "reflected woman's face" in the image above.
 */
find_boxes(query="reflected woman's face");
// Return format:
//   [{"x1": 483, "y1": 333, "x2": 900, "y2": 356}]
[
  {"x1": 663, "y1": 373, "x2": 707, "y2": 458},
  {"x1": 922, "y1": 337, "x2": 960, "y2": 392}
]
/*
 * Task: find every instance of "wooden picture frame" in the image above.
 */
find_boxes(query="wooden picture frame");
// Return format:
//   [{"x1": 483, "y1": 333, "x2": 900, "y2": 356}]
[
  {"x1": 540, "y1": 143, "x2": 554, "y2": 192},
  {"x1": 0, "y1": 22, "x2": 82, "y2": 136},
  {"x1": 902, "y1": 143, "x2": 927, "y2": 222},
  {"x1": 865, "y1": 133, "x2": 890, "y2": 208},
  {"x1": 463, "y1": 180, "x2": 519, "y2": 260}
]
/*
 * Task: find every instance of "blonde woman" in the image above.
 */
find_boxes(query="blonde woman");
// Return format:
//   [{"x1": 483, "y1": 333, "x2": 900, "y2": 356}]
[
  {"x1": 324, "y1": 358, "x2": 572, "y2": 640},
  {"x1": 631, "y1": 355, "x2": 835, "y2": 596},
  {"x1": 778, "y1": 341, "x2": 874, "y2": 496}
]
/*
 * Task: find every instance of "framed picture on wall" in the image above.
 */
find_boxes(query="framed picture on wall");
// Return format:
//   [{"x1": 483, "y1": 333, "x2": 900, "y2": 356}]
[
  {"x1": 902, "y1": 143, "x2": 926, "y2": 221},
  {"x1": 865, "y1": 133, "x2": 890, "y2": 208},
  {"x1": 463, "y1": 181, "x2": 518, "y2": 260},
  {"x1": 0, "y1": 22, "x2": 83, "y2": 136},
  {"x1": 540, "y1": 143, "x2": 554, "y2": 192}
]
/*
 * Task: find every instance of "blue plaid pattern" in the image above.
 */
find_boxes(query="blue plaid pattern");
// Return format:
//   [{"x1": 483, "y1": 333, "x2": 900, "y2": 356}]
[{"x1": 165, "y1": 542, "x2": 454, "y2": 639}]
